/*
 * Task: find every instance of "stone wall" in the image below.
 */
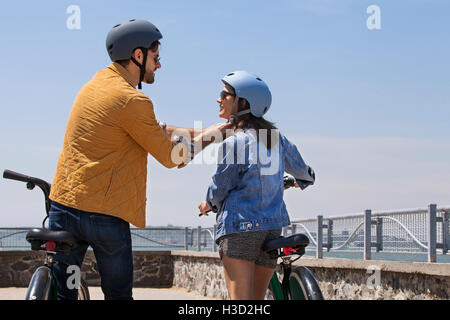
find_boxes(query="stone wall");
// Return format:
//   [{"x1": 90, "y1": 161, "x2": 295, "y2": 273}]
[
  {"x1": 0, "y1": 250, "x2": 173, "y2": 288},
  {"x1": 170, "y1": 251, "x2": 450, "y2": 300},
  {"x1": 0, "y1": 251, "x2": 46, "y2": 287},
  {"x1": 171, "y1": 251, "x2": 229, "y2": 299},
  {"x1": 1, "y1": 250, "x2": 449, "y2": 300},
  {"x1": 295, "y1": 256, "x2": 450, "y2": 300},
  {"x1": 312, "y1": 268, "x2": 449, "y2": 300}
]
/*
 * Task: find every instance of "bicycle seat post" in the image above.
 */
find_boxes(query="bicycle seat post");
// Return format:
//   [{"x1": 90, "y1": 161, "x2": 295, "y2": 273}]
[
  {"x1": 280, "y1": 256, "x2": 292, "y2": 265},
  {"x1": 44, "y1": 253, "x2": 54, "y2": 267}
]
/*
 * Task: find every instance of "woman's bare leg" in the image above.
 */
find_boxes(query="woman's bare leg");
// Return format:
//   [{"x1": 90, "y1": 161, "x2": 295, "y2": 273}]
[
  {"x1": 253, "y1": 264, "x2": 276, "y2": 300},
  {"x1": 221, "y1": 254, "x2": 255, "y2": 300}
]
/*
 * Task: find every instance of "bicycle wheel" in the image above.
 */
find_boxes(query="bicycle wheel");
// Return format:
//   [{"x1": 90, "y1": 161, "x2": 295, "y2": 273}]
[
  {"x1": 264, "y1": 283, "x2": 275, "y2": 300},
  {"x1": 26, "y1": 266, "x2": 53, "y2": 300},
  {"x1": 288, "y1": 266, "x2": 324, "y2": 300},
  {"x1": 78, "y1": 277, "x2": 90, "y2": 300}
]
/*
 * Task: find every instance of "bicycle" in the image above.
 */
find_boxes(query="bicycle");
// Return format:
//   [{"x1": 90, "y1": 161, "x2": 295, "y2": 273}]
[
  {"x1": 3, "y1": 169, "x2": 90, "y2": 300},
  {"x1": 262, "y1": 176, "x2": 323, "y2": 300},
  {"x1": 262, "y1": 229, "x2": 324, "y2": 300}
]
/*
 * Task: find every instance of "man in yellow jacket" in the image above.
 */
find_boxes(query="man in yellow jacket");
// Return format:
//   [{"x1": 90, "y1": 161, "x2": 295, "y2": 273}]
[{"x1": 48, "y1": 19, "x2": 230, "y2": 300}]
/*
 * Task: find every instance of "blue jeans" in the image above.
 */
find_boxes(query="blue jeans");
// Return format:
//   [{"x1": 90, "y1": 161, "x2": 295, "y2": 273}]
[{"x1": 49, "y1": 201, "x2": 133, "y2": 300}]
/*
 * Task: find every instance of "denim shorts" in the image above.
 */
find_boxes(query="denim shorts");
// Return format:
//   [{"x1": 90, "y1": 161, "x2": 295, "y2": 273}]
[{"x1": 217, "y1": 229, "x2": 282, "y2": 269}]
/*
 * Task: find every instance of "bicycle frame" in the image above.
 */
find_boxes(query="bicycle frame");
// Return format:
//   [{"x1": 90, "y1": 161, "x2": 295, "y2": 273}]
[{"x1": 269, "y1": 257, "x2": 295, "y2": 300}]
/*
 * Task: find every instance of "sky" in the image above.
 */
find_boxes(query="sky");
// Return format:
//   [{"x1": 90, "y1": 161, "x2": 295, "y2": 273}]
[{"x1": 0, "y1": 0, "x2": 449, "y2": 228}]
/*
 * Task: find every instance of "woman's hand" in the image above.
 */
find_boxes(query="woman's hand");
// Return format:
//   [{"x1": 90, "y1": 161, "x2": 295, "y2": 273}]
[{"x1": 198, "y1": 201, "x2": 211, "y2": 216}]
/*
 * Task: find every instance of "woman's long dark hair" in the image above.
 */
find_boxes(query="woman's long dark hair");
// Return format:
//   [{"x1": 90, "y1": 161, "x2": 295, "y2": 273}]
[{"x1": 226, "y1": 84, "x2": 278, "y2": 150}]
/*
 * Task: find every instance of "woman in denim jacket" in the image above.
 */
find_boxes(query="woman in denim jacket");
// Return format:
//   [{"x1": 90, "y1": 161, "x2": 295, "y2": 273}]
[{"x1": 198, "y1": 71, "x2": 315, "y2": 300}]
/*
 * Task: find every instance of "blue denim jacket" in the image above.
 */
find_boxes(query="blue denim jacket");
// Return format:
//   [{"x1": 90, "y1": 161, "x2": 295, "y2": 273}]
[{"x1": 205, "y1": 129, "x2": 315, "y2": 241}]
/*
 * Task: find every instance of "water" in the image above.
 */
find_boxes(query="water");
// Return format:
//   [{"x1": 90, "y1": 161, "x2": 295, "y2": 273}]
[{"x1": 1, "y1": 228, "x2": 449, "y2": 263}]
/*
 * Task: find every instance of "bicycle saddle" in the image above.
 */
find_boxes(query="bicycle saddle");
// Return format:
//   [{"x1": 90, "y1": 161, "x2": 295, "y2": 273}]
[
  {"x1": 26, "y1": 228, "x2": 77, "y2": 247},
  {"x1": 263, "y1": 233, "x2": 309, "y2": 252}
]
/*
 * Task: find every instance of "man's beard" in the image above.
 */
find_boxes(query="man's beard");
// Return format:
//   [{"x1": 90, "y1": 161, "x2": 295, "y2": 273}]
[{"x1": 143, "y1": 72, "x2": 155, "y2": 84}]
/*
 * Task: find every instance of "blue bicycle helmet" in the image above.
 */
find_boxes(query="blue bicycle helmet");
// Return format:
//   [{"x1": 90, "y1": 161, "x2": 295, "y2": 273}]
[{"x1": 221, "y1": 71, "x2": 272, "y2": 117}]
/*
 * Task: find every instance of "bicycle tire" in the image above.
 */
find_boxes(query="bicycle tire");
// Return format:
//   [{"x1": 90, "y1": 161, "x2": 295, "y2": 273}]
[
  {"x1": 288, "y1": 266, "x2": 324, "y2": 300},
  {"x1": 26, "y1": 266, "x2": 52, "y2": 300},
  {"x1": 264, "y1": 282, "x2": 275, "y2": 300},
  {"x1": 78, "y1": 277, "x2": 90, "y2": 300}
]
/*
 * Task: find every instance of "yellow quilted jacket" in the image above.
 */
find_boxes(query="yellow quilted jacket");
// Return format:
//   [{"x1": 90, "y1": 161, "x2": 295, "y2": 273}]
[{"x1": 49, "y1": 63, "x2": 186, "y2": 228}]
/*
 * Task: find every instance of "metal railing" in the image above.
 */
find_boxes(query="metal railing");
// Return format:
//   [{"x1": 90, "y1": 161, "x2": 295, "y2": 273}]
[
  {"x1": 289, "y1": 204, "x2": 450, "y2": 263},
  {"x1": 1, "y1": 204, "x2": 448, "y2": 263},
  {"x1": 0, "y1": 226, "x2": 218, "y2": 252}
]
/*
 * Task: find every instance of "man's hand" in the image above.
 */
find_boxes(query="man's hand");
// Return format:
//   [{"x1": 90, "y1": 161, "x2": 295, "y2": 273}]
[{"x1": 198, "y1": 201, "x2": 211, "y2": 216}]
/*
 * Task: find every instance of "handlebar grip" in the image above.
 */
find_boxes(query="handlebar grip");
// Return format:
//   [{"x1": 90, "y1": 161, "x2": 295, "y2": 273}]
[
  {"x1": 3, "y1": 169, "x2": 34, "y2": 183},
  {"x1": 284, "y1": 176, "x2": 296, "y2": 189}
]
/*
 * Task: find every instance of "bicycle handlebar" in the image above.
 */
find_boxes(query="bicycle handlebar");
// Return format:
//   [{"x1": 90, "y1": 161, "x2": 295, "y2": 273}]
[
  {"x1": 3, "y1": 169, "x2": 52, "y2": 221},
  {"x1": 3, "y1": 169, "x2": 35, "y2": 183}
]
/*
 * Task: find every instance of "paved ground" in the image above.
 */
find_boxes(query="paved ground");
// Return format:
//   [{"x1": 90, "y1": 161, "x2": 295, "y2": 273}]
[{"x1": 0, "y1": 286, "x2": 219, "y2": 300}]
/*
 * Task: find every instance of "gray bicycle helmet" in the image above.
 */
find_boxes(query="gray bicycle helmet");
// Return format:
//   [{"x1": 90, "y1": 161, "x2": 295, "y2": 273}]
[
  {"x1": 106, "y1": 19, "x2": 163, "y2": 89},
  {"x1": 221, "y1": 71, "x2": 272, "y2": 117}
]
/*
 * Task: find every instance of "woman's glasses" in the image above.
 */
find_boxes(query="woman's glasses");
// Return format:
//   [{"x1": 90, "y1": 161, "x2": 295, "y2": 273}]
[{"x1": 220, "y1": 90, "x2": 235, "y2": 100}]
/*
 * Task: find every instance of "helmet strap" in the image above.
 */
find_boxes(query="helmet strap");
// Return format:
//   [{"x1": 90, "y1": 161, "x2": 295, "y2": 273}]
[
  {"x1": 130, "y1": 47, "x2": 148, "y2": 89},
  {"x1": 231, "y1": 96, "x2": 252, "y2": 117},
  {"x1": 235, "y1": 109, "x2": 251, "y2": 117},
  {"x1": 230, "y1": 96, "x2": 239, "y2": 115}
]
